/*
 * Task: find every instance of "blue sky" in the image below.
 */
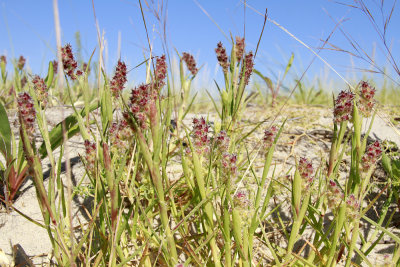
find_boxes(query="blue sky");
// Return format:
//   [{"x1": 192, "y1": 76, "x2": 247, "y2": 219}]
[{"x1": 1, "y1": 0, "x2": 399, "y2": 91}]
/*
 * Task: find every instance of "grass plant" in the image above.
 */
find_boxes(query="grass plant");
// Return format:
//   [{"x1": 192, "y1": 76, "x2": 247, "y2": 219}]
[{"x1": 0, "y1": 1, "x2": 399, "y2": 266}]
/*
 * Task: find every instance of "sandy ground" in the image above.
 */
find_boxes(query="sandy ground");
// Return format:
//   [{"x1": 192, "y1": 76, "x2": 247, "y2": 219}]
[{"x1": 0, "y1": 105, "x2": 399, "y2": 266}]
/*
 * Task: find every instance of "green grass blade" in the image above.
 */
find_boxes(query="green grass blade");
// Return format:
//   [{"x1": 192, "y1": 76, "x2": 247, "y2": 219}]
[
  {"x1": 206, "y1": 89, "x2": 221, "y2": 119},
  {"x1": 0, "y1": 101, "x2": 12, "y2": 159},
  {"x1": 38, "y1": 101, "x2": 98, "y2": 158},
  {"x1": 362, "y1": 215, "x2": 400, "y2": 244}
]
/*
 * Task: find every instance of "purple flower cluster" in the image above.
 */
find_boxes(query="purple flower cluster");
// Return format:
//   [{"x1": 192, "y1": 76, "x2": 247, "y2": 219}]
[
  {"x1": 20, "y1": 76, "x2": 28, "y2": 89},
  {"x1": 109, "y1": 120, "x2": 133, "y2": 152},
  {"x1": 263, "y1": 126, "x2": 278, "y2": 150},
  {"x1": 110, "y1": 60, "x2": 127, "y2": 98},
  {"x1": 221, "y1": 152, "x2": 237, "y2": 180},
  {"x1": 17, "y1": 56, "x2": 26, "y2": 70},
  {"x1": 215, "y1": 130, "x2": 230, "y2": 152},
  {"x1": 241, "y1": 51, "x2": 254, "y2": 85},
  {"x1": 17, "y1": 92, "x2": 36, "y2": 142},
  {"x1": 182, "y1": 52, "x2": 198, "y2": 76},
  {"x1": 361, "y1": 141, "x2": 382, "y2": 173},
  {"x1": 298, "y1": 157, "x2": 313, "y2": 191},
  {"x1": 32, "y1": 75, "x2": 48, "y2": 108},
  {"x1": 235, "y1": 36, "x2": 245, "y2": 62},
  {"x1": 154, "y1": 55, "x2": 167, "y2": 90},
  {"x1": 334, "y1": 81, "x2": 377, "y2": 123},
  {"x1": 192, "y1": 117, "x2": 210, "y2": 155},
  {"x1": 1, "y1": 55, "x2": 6, "y2": 65},
  {"x1": 346, "y1": 194, "x2": 360, "y2": 220},
  {"x1": 8, "y1": 86, "x2": 14, "y2": 96},
  {"x1": 327, "y1": 180, "x2": 344, "y2": 212},
  {"x1": 82, "y1": 62, "x2": 90, "y2": 74},
  {"x1": 84, "y1": 140, "x2": 96, "y2": 174},
  {"x1": 215, "y1": 42, "x2": 229, "y2": 73},
  {"x1": 122, "y1": 55, "x2": 167, "y2": 129},
  {"x1": 126, "y1": 83, "x2": 158, "y2": 129},
  {"x1": 233, "y1": 190, "x2": 250, "y2": 209},
  {"x1": 61, "y1": 44, "x2": 82, "y2": 80},
  {"x1": 358, "y1": 81, "x2": 376, "y2": 117},
  {"x1": 334, "y1": 90, "x2": 355, "y2": 124},
  {"x1": 52, "y1": 60, "x2": 58, "y2": 74}
]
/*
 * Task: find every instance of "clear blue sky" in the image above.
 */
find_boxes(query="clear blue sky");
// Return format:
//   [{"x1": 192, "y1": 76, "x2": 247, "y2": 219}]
[{"x1": 1, "y1": 0, "x2": 399, "y2": 91}]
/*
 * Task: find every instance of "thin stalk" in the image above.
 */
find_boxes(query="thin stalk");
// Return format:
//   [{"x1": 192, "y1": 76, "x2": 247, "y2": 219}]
[
  {"x1": 344, "y1": 219, "x2": 360, "y2": 267},
  {"x1": 223, "y1": 176, "x2": 232, "y2": 266},
  {"x1": 192, "y1": 152, "x2": 221, "y2": 266},
  {"x1": 134, "y1": 126, "x2": 178, "y2": 264},
  {"x1": 326, "y1": 204, "x2": 346, "y2": 267},
  {"x1": 284, "y1": 193, "x2": 310, "y2": 262}
]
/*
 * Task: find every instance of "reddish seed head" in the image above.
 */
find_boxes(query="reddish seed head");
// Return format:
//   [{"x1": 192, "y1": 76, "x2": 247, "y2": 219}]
[
  {"x1": 327, "y1": 179, "x2": 344, "y2": 212},
  {"x1": 235, "y1": 36, "x2": 245, "y2": 62},
  {"x1": 241, "y1": 51, "x2": 254, "y2": 85},
  {"x1": 20, "y1": 76, "x2": 27, "y2": 88},
  {"x1": 17, "y1": 92, "x2": 36, "y2": 142},
  {"x1": 8, "y1": 86, "x2": 14, "y2": 96},
  {"x1": 0, "y1": 55, "x2": 6, "y2": 65},
  {"x1": 358, "y1": 81, "x2": 376, "y2": 117},
  {"x1": 61, "y1": 44, "x2": 81, "y2": 80},
  {"x1": 215, "y1": 130, "x2": 230, "y2": 152},
  {"x1": 221, "y1": 152, "x2": 237, "y2": 180},
  {"x1": 109, "y1": 120, "x2": 134, "y2": 152},
  {"x1": 182, "y1": 52, "x2": 198, "y2": 76},
  {"x1": 263, "y1": 126, "x2": 278, "y2": 150},
  {"x1": 84, "y1": 140, "x2": 96, "y2": 153},
  {"x1": 298, "y1": 157, "x2": 313, "y2": 190},
  {"x1": 334, "y1": 90, "x2": 355, "y2": 124},
  {"x1": 32, "y1": 75, "x2": 48, "y2": 108},
  {"x1": 110, "y1": 60, "x2": 127, "y2": 98},
  {"x1": 154, "y1": 55, "x2": 167, "y2": 90},
  {"x1": 234, "y1": 190, "x2": 250, "y2": 209},
  {"x1": 361, "y1": 141, "x2": 382, "y2": 172},
  {"x1": 82, "y1": 62, "x2": 90, "y2": 73},
  {"x1": 84, "y1": 140, "x2": 97, "y2": 174},
  {"x1": 127, "y1": 82, "x2": 158, "y2": 129},
  {"x1": 192, "y1": 117, "x2": 210, "y2": 155},
  {"x1": 346, "y1": 194, "x2": 360, "y2": 220},
  {"x1": 17, "y1": 55, "x2": 26, "y2": 70},
  {"x1": 215, "y1": 42, "x2": 229, "y2": 73},
  {"x1": 52, "y1": 60, "x2": 58, "y2": 74}
]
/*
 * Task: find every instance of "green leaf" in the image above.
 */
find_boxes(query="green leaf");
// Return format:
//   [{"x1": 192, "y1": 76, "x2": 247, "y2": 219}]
[
  {"x1": 253, "y1": 69, "x2": 273, "y2": 90},
  {"x1": 283, "y1": 53, "x2": 294, "y2": 78},
  {"x1": 38, "y1": 101, "x2": 99, "y2": 158},
  {"x1": 292, "y1": 169, "x2": 302, "y2": 218},
  {"x1": 44, "y1": 61, "x2": 54, "y2": 89},
  {"x1": 362, "y1": 215, "x2": 400, "y2": 244},
  {"x1": 206, "y1": 89, "x2": 221, "y2": 119},
  {"x1": 101, "y1": 69, "x2": 112, "y2": 131},
  {"x1": 382, "y1": 152, "x2": 392, "y2": 177},
  {"x1": 181, "y1": 92, "x2": 198, "y2": 121},
  {"x1": 0, "y1": 102, "x2": 12, "y2": 160},
  {"x1": 389, "y1": 158, "x2": 400, "y2": 181}
]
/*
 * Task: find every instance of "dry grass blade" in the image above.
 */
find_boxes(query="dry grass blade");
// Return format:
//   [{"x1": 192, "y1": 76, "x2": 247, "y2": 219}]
[
  {"x1": 242, "y1": 0, "x2": 354, "y2": 90},
  {"x1": 323, "y1": 7, "x2": 400, "y2": 87},
  {"x1": 192, "y1": 0, "x2": 229, "y2": 41},
  {"x1": 254, "y1": 8, "x2": 268, "y2": 58}
]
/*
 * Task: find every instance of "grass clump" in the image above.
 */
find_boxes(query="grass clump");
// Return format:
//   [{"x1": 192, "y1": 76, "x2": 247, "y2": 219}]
[{"x1": 0, "y1": 5, "x2": 399, "y2": 266}]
